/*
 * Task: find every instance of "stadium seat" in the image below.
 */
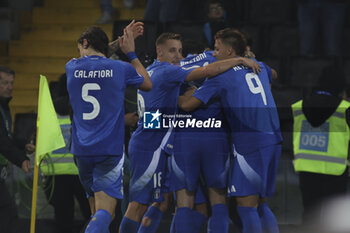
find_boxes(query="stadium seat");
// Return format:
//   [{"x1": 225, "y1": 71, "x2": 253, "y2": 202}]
[
  {"x1": 289, "y1": 57, "x2": 333, "y2": 88},
  {"x1": 268, "y1": 25, "x2": 299, "y2": 58},
  {"x1": 9, "y1": 0, "x2": 34, "y2": 11},
  {"x1": 176, "y1": 0, "x2": 207, "y2": 22},
  {"x1": 249, "y1": 0, "x2": 293, "y2": 24},
  {"x1": 0, "y1": 8, "x2": 19, "y2": 40},
  {"x1": 163, "y1": 21, "x2": 205, "y2": 43}
]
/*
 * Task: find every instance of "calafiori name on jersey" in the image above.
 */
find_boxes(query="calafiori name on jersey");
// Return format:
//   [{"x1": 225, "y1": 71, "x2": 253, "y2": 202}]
[{"x1": 74, "y1": 69, "x2": 113, "y2": 78}]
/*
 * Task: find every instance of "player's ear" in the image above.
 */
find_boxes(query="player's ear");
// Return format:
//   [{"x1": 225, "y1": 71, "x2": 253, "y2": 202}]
[
  {"x1": 82, "y1": 39, "x2": 89, "y2": 49},
  {"x1": 156, "y1": 46, "x2": 162, "y2": 57},
  {"x1": 227, "y1": 47, "x2": 233, "y2": 56}
]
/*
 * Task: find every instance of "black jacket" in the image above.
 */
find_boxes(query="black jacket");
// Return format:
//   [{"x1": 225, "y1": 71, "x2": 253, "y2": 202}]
[
  {"x1": 0, "y1": 97, "x2": 28, "y2": 167},
  {"x1": 302, "y1": 92, "x2": 350, "y2": 127}
]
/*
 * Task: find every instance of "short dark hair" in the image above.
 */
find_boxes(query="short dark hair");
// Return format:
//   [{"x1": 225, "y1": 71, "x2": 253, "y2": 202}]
[
  {"x1": 236, "y1": 29, "x2": 252, "y2": 48},
  {"x1": 156, "y1": 32, "x2": 182, "y2": 47},
  {"x1": 0, "y1": 66, "x2": 15, "y2": 79},
  {"x1": 214, "y1": 28, "x2": 247, "y2": 56},
  {"x1": 78, "y1": 26, "x2": 109, "y2": 56}
]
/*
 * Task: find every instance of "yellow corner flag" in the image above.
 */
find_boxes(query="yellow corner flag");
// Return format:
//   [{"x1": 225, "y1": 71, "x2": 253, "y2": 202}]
[
  {"x1": 31, "y1": 75, "x2": 66, "y2": 233},
  {"x1": 35, "y1": 75, "x2": 65, "y2": 165}
]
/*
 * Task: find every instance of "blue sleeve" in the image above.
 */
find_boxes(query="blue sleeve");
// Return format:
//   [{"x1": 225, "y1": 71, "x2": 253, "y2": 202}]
[
  {"x1": 262, "y1": 63, "x2": 273, "y2": 84},
  {"x1": 163, "y1": 65, "x2": 191, "y2": 86},
  {"x1": 122, "y1": 61, "x2": 145, "y2": 88},
  {"x1": 192, "y1": 77, "x2": 222, "y2": 104}
]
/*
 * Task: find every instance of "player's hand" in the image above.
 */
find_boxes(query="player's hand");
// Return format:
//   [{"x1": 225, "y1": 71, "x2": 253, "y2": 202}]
[
  {"x1": 25, "y1": 143, "x2": 35, "y2": 154},
  {"x1": 21, "y1": 160, "x2": 30, "y2": 173},
  {"x1": 125, "y1": 20, "x2": 144, "y2": 39},
  {"x1": 107, "y1": 20, "x2": 143, "y2": 56},
  {"x1": 271, "y1": 68, "x2": 278, "y2": 80},
  {"x1": 241, "y1": 57, "x2": 261, "y2": 74},
  {"x1": 244, "y1": 50, "x2": 256, "y2": 59},
  {"x1": 183, "y1": 86, "x2": 196, "y2": 97},
  {"x1": 125, "y1": 112, "x2": 139, "y2": 127},
  {"x1": 119, "y1": 27, "x2": 135, "y2": 55}
]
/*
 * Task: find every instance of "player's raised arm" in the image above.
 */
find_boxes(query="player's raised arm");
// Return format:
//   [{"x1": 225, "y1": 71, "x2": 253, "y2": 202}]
[
  {"x1": 107, "y1": 20, "x2": 144, "y2": 57},
  {"x1": 119, "y1": 27, "x2": 152, "y2": 91},
  {"x1": 185, "y1": 57, "x2": 261, "y2": 82}
]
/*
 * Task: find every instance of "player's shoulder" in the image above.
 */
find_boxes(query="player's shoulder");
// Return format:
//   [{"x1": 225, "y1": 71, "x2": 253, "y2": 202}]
[
  {"x1": 153, "y1": 61, "x2": 179, "y2": 74},
  {"x1": 204, "y1": 50, "x2": 216, "y2": 59},
  {"x1": 146, "y1": 59, "x2": 170, "y2": 71},
  {"x1": 254, "y1": 60, "x2": 271, "y2": 78},
  {"x1": 109, "y1": 59, "x2": 129, "y2": 67},
  {"x1": 65, "y1": 57, "x2": 79, "y2": 68},
  {"x1": 180, "y1": 51, "x2": 216, "y2": 66},
  {"x1": 66, "y1": 55, "x2": 110, "y2": 66},
  {"x1": 230, "y1": 58, "x2": 267, "y2": 76},
  {"x1": 258, "y1": 61, "x2": 269, "y2": 71},
  {"x1": 103, "y1": 58, "x2": 135, "y2": 73}
]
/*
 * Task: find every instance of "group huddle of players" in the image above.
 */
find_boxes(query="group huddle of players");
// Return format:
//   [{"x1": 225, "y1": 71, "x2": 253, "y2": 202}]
[{"x1": 65, "y1": 21, "x2": 282, "y2": 233}]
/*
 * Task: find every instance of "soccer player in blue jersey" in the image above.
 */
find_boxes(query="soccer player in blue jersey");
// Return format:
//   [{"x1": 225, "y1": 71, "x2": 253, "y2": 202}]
[
  {"x1": 66, "y1": 26, "x2": 152, "y2": 233},
  {"x1": 120, "y1": 32, "x2": 261, "y2": 233},
  {"x1": 178, "y1": 28, "x2": 283, "y2": 233},
  {"x1": 171, "y1": 50, "x2": 231, "y2": 233}
]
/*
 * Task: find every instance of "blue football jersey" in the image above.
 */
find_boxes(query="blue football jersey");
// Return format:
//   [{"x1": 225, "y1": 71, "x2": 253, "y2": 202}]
[
  {"x1": 178, "y1": 51, "x2": 227, "y2": 133},
  {"x1": 193, "y1": 59, "x2": 282, "y2": 154},
  {"x1": 129, "y1": 60, "x2": 192, "y2": 153},
  {"x1": 180, "y1": 51, "x2": 215, "y2": 68},
  {"x1": 179, "y1": 51, "x2": 216, "y2": 90},
  {"x1": 66, "y1": 55, "x2": 144, "y2": 156}
]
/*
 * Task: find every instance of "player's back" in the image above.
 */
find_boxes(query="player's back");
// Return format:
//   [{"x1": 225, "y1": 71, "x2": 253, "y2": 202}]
[
  {"x1": 217, "y1": 61, "x2": 282, "y2": 153},
  {"x1": 131, "y1": 60, "x2": 189, "y2": 152},
  {"x1": 179, "y1": 51, "x2": 226, "y2": 131},
  {"x1": 66, "y1": 56, "x2": 132, "y2": 156},
  {"x1": 139, "y1": 61, "x2": 182, "y2": 115}
]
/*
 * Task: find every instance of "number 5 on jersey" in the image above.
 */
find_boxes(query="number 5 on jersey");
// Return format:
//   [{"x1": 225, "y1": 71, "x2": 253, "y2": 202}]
[{"x1": 82, "y1": 83, "x2": 101, "y2": 120}]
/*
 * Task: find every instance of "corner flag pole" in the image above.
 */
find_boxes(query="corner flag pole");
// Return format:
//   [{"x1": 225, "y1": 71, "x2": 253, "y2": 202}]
[{"x1": 30, "y1": 125, "x2": 40, "y2": 233}]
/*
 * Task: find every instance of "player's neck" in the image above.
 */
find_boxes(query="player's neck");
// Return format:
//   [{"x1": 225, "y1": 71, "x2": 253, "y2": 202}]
[
  {"x1": 228, "y1": 53, "x2": 237, "y2": 59},
  {"x1": 157, "y1": 57, "x2": 178, "y2": 65},
  {"x1": 81, "y1": 48, "x2": 105, "y2": 57},
  {"x1": 157, "y1": 57, "x2": 165, "y2": 63},
  {"x1": 219, "y1": 54, "x2": 236, "y2": 61}
]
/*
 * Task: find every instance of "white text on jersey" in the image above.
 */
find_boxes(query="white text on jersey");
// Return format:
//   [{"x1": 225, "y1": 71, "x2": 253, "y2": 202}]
[
  {"x1": 180, "y1": 52, "x2": 207, "y2": 66},
  {"x1": 233, "y1": 65, "x2": 249, "y2": 71},
  {"x1": 74, "y1": 69, "x2": 113, "y2": 78}
]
